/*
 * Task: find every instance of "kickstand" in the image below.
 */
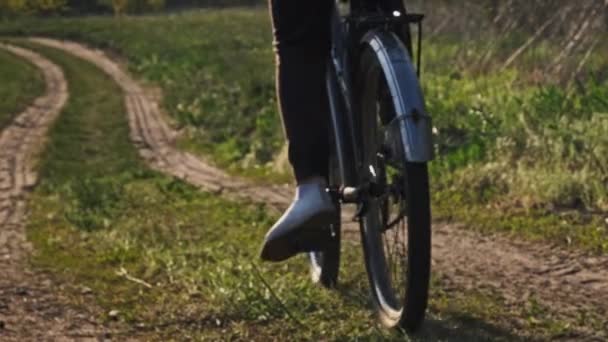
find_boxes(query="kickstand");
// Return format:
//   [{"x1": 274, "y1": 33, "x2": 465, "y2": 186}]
[{"x1": 352, "y1": 201, "x2": 367, "y2": 221}]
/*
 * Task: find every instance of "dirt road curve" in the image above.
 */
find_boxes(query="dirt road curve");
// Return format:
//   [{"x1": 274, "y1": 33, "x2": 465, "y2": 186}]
[
  {"x1": 28, "y1": 38, "x2": 292, "y2": 214},
  {"x1": 5, "y1": 39, "x2": 608, "y2": 339},
  {"x1": 0, "y1": 44, "x2": 108, "y2": 341}
]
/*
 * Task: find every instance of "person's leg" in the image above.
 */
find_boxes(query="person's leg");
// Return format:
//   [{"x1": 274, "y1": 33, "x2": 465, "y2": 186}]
[
  {"x1": 269, "y1": 0, "x2": 332, "y2": 183},
  {"x1": 261, "y1": 0, "x2": 334, "y2": 262}
]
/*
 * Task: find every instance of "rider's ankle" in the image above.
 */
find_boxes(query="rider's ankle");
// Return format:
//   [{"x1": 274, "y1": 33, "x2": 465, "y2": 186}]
[{"x1": 297, "y1": 175, "x2": 326, "y2": 187}]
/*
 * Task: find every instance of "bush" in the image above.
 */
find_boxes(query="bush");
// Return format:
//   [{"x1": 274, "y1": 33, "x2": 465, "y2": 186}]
[
  {"x1": 0, "y1": 0, "x2": 67, "y2": 16},
  {"x1": 0, "y1": 0, "x2": 264, "y2": 16}
]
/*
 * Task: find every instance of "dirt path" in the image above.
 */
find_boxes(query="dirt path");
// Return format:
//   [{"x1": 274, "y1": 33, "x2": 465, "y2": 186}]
[
  {"x1": 26, "y1": 38, "x2": 608, "y2": 339},
  {"x1": 0, "y1": 44, "x2": 110, "y2": 341}
]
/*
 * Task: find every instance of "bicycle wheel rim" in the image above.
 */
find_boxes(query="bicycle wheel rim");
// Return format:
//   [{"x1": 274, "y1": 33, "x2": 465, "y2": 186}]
[
  {"x1": 359, "y1": 74, "x2": 406, "y2": 322},
  {"x1": 357, "y1": 46, "x2": 431, "y2": 330}
]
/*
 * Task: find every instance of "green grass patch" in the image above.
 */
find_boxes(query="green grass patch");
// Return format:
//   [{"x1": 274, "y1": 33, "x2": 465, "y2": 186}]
[
  {"x1": 434, "y1": 190, "x2": 608, "y2": 254},
  {"x1": 19, "y1": 41, "x2": 569, "y2": 340},
  {"x1": 0, "y1": 46, "x2": 45, "y2": 130}
]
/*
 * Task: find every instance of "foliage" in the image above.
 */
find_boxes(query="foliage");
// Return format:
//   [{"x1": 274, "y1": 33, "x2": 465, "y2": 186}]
[
  {"x1": 92, "y1": 0, "x2": 166, "y2": 15},
  {"x1": 423, "y1": 0, "x2": 608, "y2": 82},
  {"x1": 0, "y1": 0, "x2": 162, "y2": 16},
  {"x1": 0, "y1": 0, "x2": 67, "y2": 15},
  {"x1": 110, "y1": 0, "x2": 127, "y2": 16},
  {"x1": 426, "y1": 67, "x2": 608, "y2": 209}
]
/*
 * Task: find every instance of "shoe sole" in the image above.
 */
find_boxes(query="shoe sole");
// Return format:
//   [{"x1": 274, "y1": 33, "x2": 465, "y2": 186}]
[{"x1": 260, "y1": 210, "x2": 335, "y2": 262}]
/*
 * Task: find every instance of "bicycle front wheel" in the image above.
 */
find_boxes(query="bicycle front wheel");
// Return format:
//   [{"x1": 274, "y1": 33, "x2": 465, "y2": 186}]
[{"x1": 356, "y1": 44, "x2": 431, "y2": 332}]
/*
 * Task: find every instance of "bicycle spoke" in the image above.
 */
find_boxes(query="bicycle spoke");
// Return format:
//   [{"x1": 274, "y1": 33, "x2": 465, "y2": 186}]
[{"x1": 356, "y1": 41, "x2": 431, "y2": 330}]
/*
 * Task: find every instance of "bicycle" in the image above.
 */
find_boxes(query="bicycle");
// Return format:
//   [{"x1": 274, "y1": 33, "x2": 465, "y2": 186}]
[{"x1": 307, "y1": 0, "x2": 434, "y2": 332}]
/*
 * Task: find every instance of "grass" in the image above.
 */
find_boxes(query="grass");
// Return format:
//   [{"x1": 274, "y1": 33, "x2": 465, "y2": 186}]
[
  {"x1": 425, "y1": 70, "x2": 608, "y2": 253},
  {"x1": 1, "y1": 10, "x2": 607, "y2": 254},
  {"x1": 17, "y1": 41, "x2": 588, "y2": 340},
  {"x1": 0, "y1": 47, "x2": 45, "y2": 130},
  {"x1": 0, "y1": 10, "x2": 283, "y2": 182}
]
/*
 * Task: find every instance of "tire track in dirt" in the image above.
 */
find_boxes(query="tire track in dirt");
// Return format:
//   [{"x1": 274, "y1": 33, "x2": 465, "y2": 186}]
[
  {"x1": 0, "y1": 43, "x2": 107, "y2": 341},
  {"x1": 30, "y1": 38, "x2": 290, "y2": 212},
  {"x1": 31, "y1": 38, "x2": 608, "y2": 339}
]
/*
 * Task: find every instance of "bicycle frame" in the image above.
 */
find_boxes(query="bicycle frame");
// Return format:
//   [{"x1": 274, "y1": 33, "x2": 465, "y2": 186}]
[{"x1": 327, "y1": 0, "x2": 434, "y2": 190}]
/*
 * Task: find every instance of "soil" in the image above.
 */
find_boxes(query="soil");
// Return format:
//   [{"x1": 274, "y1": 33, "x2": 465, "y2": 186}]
[{"x1": 0, "y1": 43, "x2": 110, "y2": 341}]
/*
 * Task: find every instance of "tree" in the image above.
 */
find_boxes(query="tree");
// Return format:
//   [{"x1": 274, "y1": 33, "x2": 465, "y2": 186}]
[
  {"x1": 604, "y1": 0, "x2": 608, "y2": 31},
  {"x1": 65, "y1": 0, "x2": 109, "y2": 14},
  {"x1": 0, "y1": 0, "x2": 29, "y2": 14},
  {"x1": 1, "y1": 0, "x2": 67, "y2": 16},
  {"x1": 95, "y1": 0, "x2": 165, "y2": 16},
  {"x1": 147, "y1": 0, "x2": 164, "y2": 11},
  {"x1": 111, "y1": 0, "x2": 127, "y2": 16},
  {"x1": 35, "y1": 0, "x2": 67, "y2": 13}
]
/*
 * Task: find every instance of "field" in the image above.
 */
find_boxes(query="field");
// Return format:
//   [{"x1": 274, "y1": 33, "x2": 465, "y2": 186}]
[
  {"x1": 1, "y1": 6, "x2": 608, "y2": 340},
  {"x1": 7, "y1": 41, "x2": 547, "y2": 341},
  {"x1": 2, "y1": 9, "x2": 607, "y2": 251}
]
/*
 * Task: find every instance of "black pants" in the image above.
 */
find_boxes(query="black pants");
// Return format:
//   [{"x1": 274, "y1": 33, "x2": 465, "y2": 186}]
[{"x1": 269, "y1": 0, "x2": 332, "y2": 184}]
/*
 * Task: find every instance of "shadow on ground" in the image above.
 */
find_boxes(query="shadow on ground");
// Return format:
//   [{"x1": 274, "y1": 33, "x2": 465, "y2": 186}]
[
  {"x1": 414, "y1": 316, "x2": 525, "y2": 342},
  {"x1": 334, "y1": 279, "x2": 524, "y2": 341}
]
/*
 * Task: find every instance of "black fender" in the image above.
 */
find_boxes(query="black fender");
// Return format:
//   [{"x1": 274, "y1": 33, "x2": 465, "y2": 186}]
[
  {"x1": 361, "y1": 30, "x2": 434, "y2": 163},
  {"x1": 326, "y1": 59, "x2": 358, "y2": 185}
]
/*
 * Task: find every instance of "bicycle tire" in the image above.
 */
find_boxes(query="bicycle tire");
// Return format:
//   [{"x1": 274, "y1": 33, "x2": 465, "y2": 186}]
[{"x1": 356, "y1": 45, "x2": 431, "y2": 332}]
